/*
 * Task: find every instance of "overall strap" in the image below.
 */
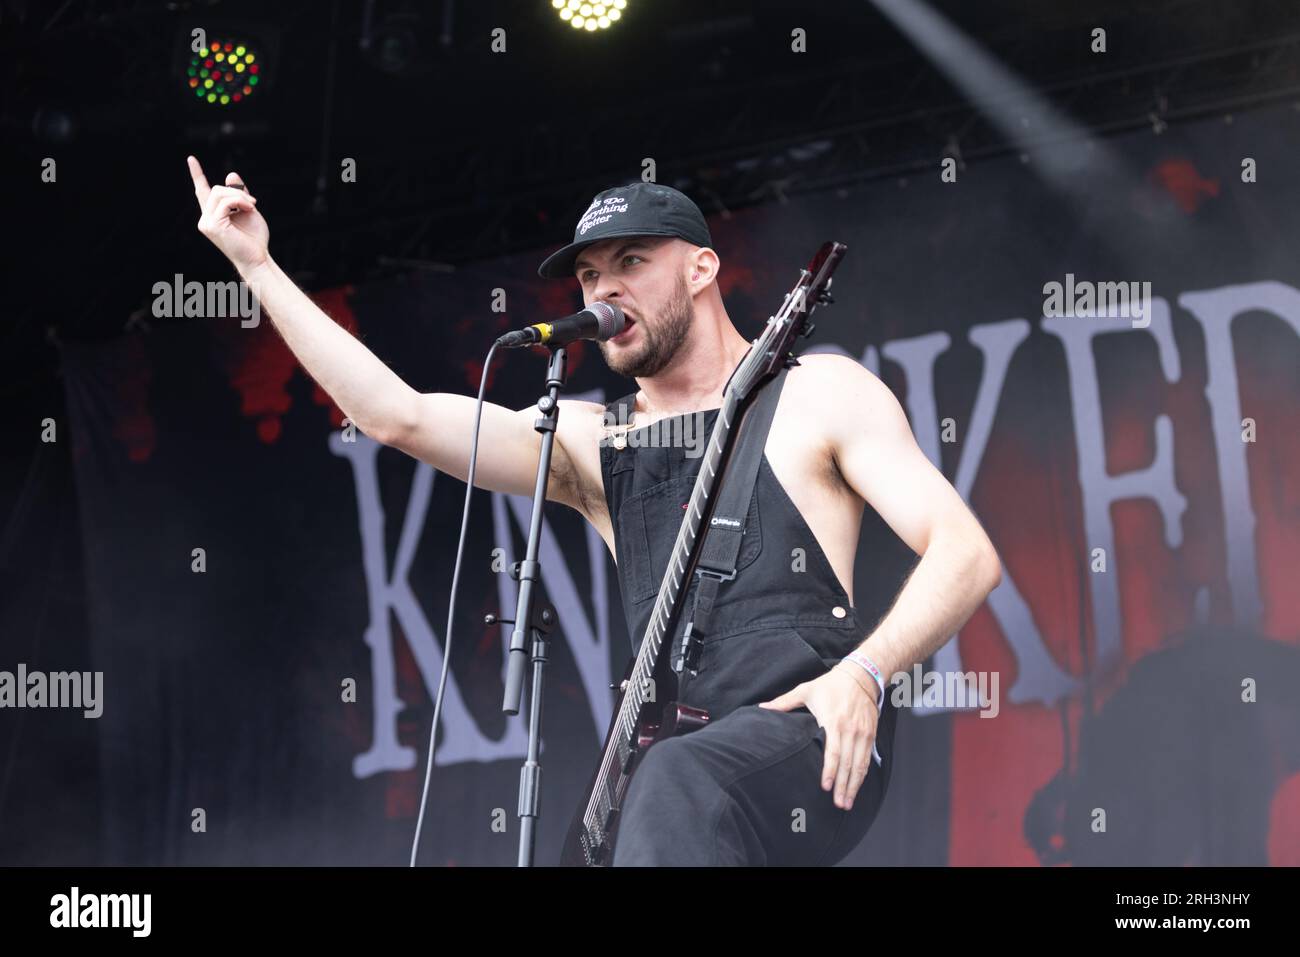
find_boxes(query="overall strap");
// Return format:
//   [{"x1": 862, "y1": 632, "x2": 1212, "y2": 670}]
[
  {"x1": 674, "y1": 365, "x2": 791, "y2": 674},
  {"x1": 696, "y1": 364, "x2": 789, "y2": 578}
]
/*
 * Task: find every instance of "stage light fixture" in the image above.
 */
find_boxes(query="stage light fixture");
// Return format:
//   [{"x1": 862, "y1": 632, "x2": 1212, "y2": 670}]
[
  {"x1": 553, "y1": 0, "x2": 625, "y2": 31},
  {"x1": 185, "y1": 37, "x2": 263, "y2": 106}
]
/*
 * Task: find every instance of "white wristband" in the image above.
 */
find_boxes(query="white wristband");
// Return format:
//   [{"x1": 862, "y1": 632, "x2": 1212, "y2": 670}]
[
  {"x1": 841, "y1": 650, "x2": 886, "y2": 767},
  {"x1": 842, "y1": 650, "x2": 885, "y2": 707}
]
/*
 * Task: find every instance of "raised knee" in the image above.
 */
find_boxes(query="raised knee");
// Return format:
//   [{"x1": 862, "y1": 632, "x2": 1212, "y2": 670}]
[{"x1": 632, "y1": 735, "x2": 701, "y2": 783}]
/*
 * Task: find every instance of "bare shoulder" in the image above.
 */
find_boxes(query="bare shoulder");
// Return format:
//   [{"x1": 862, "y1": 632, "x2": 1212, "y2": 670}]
[
  {"x1": 780, "y1": 353, "x2": 915, "y2": 449},
  {"x1": 785, "y1": 352, "x2": 896, "y2": 420},
  {"x1": 789, "y1": 350, "x2": 881, "y2": 386}
]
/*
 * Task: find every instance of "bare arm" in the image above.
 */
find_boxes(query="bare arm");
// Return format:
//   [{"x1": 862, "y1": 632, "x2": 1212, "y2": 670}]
[
  {"x1": 387, "y1": 392, "x2": 606, "y2": 509},
  {"x1": 238, "y1": 256, "x2": 417, "y2": 445},
  {"x1": 824, "y1": 355, "x2": 1002, "y2": 681},
  {"x1": 761, "y1": 355, "x2": 1002, "y2": 812},
  {"x1": 187, "y1": 155, "x2": 591, "y2": 509}
]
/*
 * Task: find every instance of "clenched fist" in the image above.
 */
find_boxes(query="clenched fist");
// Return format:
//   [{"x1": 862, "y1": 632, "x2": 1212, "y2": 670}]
[{"x1": 188, "y1": 155, "x2": 270, "y2": 272}]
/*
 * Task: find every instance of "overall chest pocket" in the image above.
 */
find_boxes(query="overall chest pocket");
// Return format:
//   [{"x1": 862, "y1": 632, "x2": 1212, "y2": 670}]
[{"x1": 616, "y1": 472, "x2": 763, "y2": 604}]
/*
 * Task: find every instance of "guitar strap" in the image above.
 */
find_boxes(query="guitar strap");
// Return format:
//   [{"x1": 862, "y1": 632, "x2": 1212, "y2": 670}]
[{"x1": 672, "y1": 363, "x2": 791, "y2": 675}]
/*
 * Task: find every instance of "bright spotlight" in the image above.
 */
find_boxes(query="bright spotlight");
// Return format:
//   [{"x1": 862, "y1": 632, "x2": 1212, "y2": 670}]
[{"x1": 553, "y1": 0, "x2": 625, "y2": 31}]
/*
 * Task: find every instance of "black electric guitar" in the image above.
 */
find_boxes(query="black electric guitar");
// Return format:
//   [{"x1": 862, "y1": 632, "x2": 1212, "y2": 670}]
[{"x1": 560, "y1": 241, "x2": 847, "y2": 866}]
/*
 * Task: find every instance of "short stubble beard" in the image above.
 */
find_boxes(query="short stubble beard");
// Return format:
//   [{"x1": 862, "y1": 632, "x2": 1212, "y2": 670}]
[{"x1": 599, "y1": 272, "x2": 694, "y2": 379}]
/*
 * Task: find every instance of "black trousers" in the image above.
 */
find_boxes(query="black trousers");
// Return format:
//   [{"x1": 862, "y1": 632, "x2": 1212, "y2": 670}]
[{"x1": 611, "y1": 697, "x2": 898, "y2": 866}]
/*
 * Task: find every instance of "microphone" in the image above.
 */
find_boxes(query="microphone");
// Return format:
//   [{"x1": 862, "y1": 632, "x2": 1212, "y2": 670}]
[{"x1": 495, "y1": 302, "x2": 625, "y2": 349}]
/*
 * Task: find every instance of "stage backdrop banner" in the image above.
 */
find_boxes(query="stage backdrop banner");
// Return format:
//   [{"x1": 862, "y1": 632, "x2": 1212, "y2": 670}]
[{"x1": 64, "y1": 103, "x2": 1300, "y2": 865}]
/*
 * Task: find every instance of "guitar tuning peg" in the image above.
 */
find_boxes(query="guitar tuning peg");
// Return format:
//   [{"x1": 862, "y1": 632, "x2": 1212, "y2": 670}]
[{"x1": 800, "y1": 322, "x2": 816, "y2": 338}]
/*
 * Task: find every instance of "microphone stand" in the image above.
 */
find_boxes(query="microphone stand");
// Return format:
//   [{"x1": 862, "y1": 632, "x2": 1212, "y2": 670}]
[{"x1": 497, "y1": 344, "x2": 567, "y2": 867}]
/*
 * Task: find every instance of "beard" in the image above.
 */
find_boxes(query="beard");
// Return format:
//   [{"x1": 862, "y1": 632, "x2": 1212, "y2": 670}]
[{"x1": 599, "y1": 273, "x2": 694, "y2": 378}]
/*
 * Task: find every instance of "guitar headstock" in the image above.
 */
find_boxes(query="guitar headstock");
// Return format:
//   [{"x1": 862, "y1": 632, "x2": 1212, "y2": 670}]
[{"x1": 730, "y1": 241, "x2": 848, "y2": 398}]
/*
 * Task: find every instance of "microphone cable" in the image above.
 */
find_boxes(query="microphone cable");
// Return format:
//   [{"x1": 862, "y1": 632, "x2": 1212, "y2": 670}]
[{"x1": 409, "y1": 339, "x2": 500, "y2": 867}]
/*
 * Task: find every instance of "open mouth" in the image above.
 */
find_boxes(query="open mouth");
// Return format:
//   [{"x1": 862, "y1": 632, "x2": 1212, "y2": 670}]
[{"x1": 611, "y1": 315, "x2": 636, "y2": 341}]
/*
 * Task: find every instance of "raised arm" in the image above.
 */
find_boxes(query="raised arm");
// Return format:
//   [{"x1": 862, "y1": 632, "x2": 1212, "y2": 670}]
[{"x1": 187, "y1": 155, "x2": 591, "y2": 508}]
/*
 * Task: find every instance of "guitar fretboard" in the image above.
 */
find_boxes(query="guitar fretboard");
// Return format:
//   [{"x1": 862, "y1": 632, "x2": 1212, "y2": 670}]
[{"x1": 581, "y1": 339, "x2": 772, "y2": 840}]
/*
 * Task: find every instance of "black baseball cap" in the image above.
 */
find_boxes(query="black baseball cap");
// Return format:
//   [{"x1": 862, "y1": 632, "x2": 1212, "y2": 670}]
[{"x1": 537, "y1": 181, "x2": 713, "y2": 280}]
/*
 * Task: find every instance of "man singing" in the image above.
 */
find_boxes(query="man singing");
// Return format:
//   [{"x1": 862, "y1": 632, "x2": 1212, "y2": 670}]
[{"x1": 188, "y1": 157, "x2": 1001, "y2": 865}]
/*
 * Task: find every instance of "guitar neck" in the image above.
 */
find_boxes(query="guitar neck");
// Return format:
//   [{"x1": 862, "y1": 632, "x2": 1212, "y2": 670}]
[{"x1": 611, "y1": 384, "x2": 746, "y2": 743}]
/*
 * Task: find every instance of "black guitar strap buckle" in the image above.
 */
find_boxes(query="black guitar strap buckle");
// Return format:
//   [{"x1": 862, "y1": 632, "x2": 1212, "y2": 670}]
[
  {"x1": 672, "y1": 569, "x2": 731, "y2": 676},
  {"x1": 672, "y1": 620, "x2": 702, "y2": 677}
]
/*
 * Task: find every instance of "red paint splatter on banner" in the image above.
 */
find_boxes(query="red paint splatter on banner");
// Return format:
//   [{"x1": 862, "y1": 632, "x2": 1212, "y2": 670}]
[
  {"x1": 1150, "y1": 159, "x2": 1220, "y2": 213},
  {"x1": 534, "y1": 273, "x2": 581, "y2": 316},
  {"x1": 717, "y1": 260, "x2": 758, "y2": 299},
  {"x1": 462, "y1": 355, "x2": 501, "y2": 394},
  {"x1": 710, "y1": 225, "x2": 759, "y2": 298},
  {"x1": 212, "y1": 285, "x2": 357, "y2": 441}
]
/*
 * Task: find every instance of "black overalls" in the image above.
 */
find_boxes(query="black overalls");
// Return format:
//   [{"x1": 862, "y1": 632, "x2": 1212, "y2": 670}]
[{"x1": 598, "y1": 391, "x2": 899, "y2": 866}]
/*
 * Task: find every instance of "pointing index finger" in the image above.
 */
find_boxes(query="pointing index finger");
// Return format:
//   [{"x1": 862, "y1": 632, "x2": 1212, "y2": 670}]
[{"x1": 187, "y1": 155, "x2": 211, "y2": 203}]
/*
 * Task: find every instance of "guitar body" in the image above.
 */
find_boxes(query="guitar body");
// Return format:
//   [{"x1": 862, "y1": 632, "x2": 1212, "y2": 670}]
[
  {"x1": 559, "y1": 659, "x2": 710, "y2": 866},
  {"x1": 560, "y1": 241, "x2": 847, "y2": 867}
]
